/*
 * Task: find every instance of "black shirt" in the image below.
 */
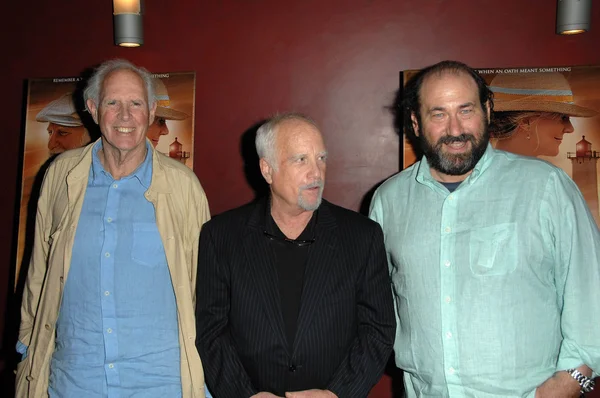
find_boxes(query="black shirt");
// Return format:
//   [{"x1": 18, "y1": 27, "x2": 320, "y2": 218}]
[{"x1": 265, "y1": 211, "x2": 316, "y2": 352}]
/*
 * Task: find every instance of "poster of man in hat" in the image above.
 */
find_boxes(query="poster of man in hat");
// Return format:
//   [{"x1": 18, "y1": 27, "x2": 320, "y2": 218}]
[
  {"x1": 401, "y1": 65, "x2": 600, "y2": 226},
  {"x1": 14, "y1": 71, "x2": 196, "y2": 286}
]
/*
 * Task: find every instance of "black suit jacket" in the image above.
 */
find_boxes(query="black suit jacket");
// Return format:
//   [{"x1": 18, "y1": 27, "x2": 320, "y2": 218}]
[{"x1": 196, "y1": 198, "x2": 395, "y2": 397}]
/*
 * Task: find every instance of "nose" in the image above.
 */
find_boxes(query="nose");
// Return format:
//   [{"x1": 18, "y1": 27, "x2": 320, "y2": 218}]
[
  {"x1": 448, "y1": 114, "x2": 462, "y2": 136},
  {"x1": 308, "y1": 157, "x2": 324, "y2": 181},
  {"x1": 119, "y1": 104, "x2": 131, "y2": 120},
  {"x1": 564, "y1": 119, "x2": 574, "y2": 134},
  {"x1": 48, "y1": 131, "x2": 58, "y2": 150},
  {"x1": 160, "y1": 124, "x2": 169, "y2": 136}
]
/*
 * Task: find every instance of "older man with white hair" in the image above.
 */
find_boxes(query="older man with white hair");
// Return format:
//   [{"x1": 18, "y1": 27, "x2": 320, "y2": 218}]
[
  {"x1": 196, "y1": 112, "x2": 395, "y2": 398},
  {"x1": 35, "y1": 92, "x2": 91, "y2": 155},
  {"x1": 16, "y1": 59, "x2": 211, "y2": 398}
]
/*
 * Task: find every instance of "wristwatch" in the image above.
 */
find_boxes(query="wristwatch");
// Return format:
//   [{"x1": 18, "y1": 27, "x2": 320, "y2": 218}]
[{"x1": 566, "y1": 368, "x2": 595, "y2": 395}]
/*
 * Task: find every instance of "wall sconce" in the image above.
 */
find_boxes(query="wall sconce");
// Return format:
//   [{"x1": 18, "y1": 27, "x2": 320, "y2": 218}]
[
  {"x1": 556, "y1": 0, "x2": 591, "y2": 35},
  {"x1": 113, "y1": 0, "x2": 144, "y2": 47}
]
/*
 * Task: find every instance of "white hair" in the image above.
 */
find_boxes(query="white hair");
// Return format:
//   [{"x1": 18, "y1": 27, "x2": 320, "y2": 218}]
[
  {"x1": 255, "y1": 112, "x2": 318, "y2": 169},
  {"x1": 84, "y1": 59, "x2": 155, "y2": 113}
]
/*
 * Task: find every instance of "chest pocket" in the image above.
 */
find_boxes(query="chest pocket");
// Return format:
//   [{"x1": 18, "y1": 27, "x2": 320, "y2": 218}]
[
  {"x1": 469, "y1": 222, "x2": 518, "y2": 276},
  {"x1": 132, "y1": 222, "x2": 167, "y2": 267}
]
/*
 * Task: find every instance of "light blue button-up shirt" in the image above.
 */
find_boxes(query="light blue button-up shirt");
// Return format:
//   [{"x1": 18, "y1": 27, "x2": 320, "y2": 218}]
[
  {"x1": 48, "y1": 141, "x2": 181, "y2": 397},
  {"x1": 369, "y1": 145, "x2": 600, "y2": 397}
]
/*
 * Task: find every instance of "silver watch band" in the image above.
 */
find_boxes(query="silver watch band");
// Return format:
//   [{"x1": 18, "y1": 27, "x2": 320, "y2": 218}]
[{"x1": 566, "y1": 368, "x2": 595, "y2": 394}]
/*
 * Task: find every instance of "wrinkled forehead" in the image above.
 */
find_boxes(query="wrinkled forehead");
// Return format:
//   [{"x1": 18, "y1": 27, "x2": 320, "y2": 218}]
[
  {"x1": 422, "y1": 69, "x2": 477, "y2": 93},
  {"x1": 276, "y1": 119, "x2": 326, "y2": 152},
  {"x1": 418, "y1": 70, "x2": 480, "y2": 109},
  {"x1": 100, "y1": 68, "x2": 148, "y2": 99}
]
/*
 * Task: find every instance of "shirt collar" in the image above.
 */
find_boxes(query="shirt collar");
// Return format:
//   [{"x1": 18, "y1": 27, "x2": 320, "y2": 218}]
[
  {"x1": 91, "y1": 140, "x2": 153, "y2": 188},
  {"x1": 264, "y1": 196, "x2": 318, "y2": 239},
  {"x1": 415, "y1": 143, "x2": 495, "y2": 188}
]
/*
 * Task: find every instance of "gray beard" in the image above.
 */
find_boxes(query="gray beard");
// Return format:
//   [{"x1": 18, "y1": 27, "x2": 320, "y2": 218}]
[
  {"x1": 298, "y1": 184, "x2": 323, "y2": 211},
  {"x1": 421, "y1": 130, "x2": 489, "y2": 176}
]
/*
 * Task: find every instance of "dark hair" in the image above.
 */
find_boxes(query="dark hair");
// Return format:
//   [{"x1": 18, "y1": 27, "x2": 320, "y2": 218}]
[{"x1": 395, "y1": 60, "x2": 494, "y2": 145}]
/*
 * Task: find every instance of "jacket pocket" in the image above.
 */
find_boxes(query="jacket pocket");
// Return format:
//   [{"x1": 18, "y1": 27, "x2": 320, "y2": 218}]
[{"x1": 469, "y1": 222, "x2": 517, "y2": 276}]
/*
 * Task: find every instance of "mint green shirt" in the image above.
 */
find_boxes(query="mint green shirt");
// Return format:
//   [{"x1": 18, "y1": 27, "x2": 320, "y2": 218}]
[{"x1": 369, "y1": 145, "x2": 600, "y2": 397}]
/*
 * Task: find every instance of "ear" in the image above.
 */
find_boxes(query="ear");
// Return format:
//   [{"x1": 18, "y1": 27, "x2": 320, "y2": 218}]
[
  {"x1": 86, "y1": 99, "x2": 99, "y2": 124},
  {"x1": 148, "y1": 101, "x2": 157, "y2": 125},
  {"x1": 485, "y1": 101, "x2": 491, "y2": 124},
  {"x1": 259, "y1": 158, "x2": 274, "y2": 184},
  {"x1": 518, "y1": 116, "x2": 534, "y2": 130},
  {"x1": 410, "y1": 112, "x2": 420, "y2": 137}
]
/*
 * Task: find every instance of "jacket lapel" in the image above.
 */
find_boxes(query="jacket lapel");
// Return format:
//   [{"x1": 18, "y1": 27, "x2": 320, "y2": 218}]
[
  {"x1": 292, "y1": 201, "x2": 338, "y2": 354},
  {"x1": 243, "y1": 198, "x2": 290, "y2": 353},
  {"x1": 62, "y1": 143, "x2": 95, "y2": 279}
]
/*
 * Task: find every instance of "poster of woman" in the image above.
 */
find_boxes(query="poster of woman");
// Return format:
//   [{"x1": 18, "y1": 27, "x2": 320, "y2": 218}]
[
  {"x1": 15, "y1": 71, "x2": 196, "y2": 286},
  {"x1": 402, "y1": 65, "x2": 600, "y2": 226}
]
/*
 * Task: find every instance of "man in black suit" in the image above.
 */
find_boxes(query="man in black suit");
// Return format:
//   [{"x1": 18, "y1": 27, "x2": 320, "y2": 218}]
[{"x1": 196, "y1": 113, "x2": 395, "y2": 398}]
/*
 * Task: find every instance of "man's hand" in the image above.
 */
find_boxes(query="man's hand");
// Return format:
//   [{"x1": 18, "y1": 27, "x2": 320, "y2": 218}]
[
  {"x1": 251, "y1": 393, "x2": 283, "y2": 398},
  {"x1": 285, "y1": 390, "x2": 337, "y2": 398},
  {"x1": 535, "y1": 366, "x2": 591, "y2": 398}
]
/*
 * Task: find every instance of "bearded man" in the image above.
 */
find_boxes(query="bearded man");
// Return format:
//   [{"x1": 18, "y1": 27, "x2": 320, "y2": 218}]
[{"x1": 369, "y1": 60, "x2": 599, "y2": 398}]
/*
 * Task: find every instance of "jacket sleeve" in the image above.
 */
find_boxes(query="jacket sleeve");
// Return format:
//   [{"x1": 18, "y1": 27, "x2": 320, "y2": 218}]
[
  {"x1": 326, "y1": 223, "x2": 396, "y2": 397},
  {"x1": 18, "y1": 164, "x2": 55, "y2": 354},
  {"x1": 196, "y1": 224, "x2": 257, "y2": 398},
  {"x1": 189, "y1": 177, "x2": 211, "y2": 310}
]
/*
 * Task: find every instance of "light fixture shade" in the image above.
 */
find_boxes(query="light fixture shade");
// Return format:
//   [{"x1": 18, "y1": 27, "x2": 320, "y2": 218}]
[
  {"x1": 556, "y1": 0, "x2": 592, "y2": 35},
  {"x1": 113, "y1": 0, "x2": 144, "y2": 47}
]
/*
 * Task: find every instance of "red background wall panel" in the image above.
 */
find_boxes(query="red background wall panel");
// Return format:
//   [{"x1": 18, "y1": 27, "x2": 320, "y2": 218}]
[{"x1": 2, "y1": 1, "x2": 599, "y2": 396}]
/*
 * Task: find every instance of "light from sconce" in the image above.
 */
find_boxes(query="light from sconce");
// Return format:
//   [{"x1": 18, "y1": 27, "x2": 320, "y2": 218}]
[
  {"x1": 113, "y1": 0, "x2": 144, "y2": 47},
  {"x1": 556, "y1": 0, "x2": 591, "y2": 35}
]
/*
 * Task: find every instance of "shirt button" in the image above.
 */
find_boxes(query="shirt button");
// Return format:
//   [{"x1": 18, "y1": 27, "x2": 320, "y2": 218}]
[
  {"x1": 59, "y1": 276, "x2": 64, "y2": 283},
  {"x1": 105, "y1": 252, "x2": 110, "y2": 257},
  {"x1": 107, "y1": 328, "x2": 113, "y2": 334},
  {"x1": 45, "y1": 324, "x2": 51, "y2": 330},
  {"x1": 448, "y1": 194, "x2": 454, "y2": 200},
  {"x1": 108, "y1": 363, "x2": 114, "y2": 369},
  {"x1": 26, "y1": 375, "x2": 34, "y2": 381},
  {"x1": 446, "y1": 331, "x2": 453, "y2": 339},
  {"x1": 104, "y1": 291, "x2": 110, "y2": 296},
  {"x1": 107, "y1": 217, "x2": 112, "y2": 223},
  {"x1": 445, "y1": 296, "x2": 451, "y2": 303},
  {"x1": 448, "y1": 367, "x2": 455, "y2": 375},
  {"x1": 112, "y1": 184, "x2": 118, "y2": 188},
  {"x1": 444, "y1": 226, "x2": 451, "y2": 233},
  {"x1": 289, "y1": 365, "x2": 296, "y2": 372},
  {"x1": 444, "y1": 260, "x2": 451, "y2": 267}
]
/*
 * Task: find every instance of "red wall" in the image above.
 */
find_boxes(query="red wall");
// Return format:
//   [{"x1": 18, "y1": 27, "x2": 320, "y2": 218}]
[{"x1": 2, "y1": 1, "x2": 599, "y2": 395}]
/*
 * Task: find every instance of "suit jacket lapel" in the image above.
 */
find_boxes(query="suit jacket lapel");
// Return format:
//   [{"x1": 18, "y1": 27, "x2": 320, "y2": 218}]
[
  {"x1": 243, "y1": 198, "x2": 289, "y2": 353},
  {"x1": 293, "y1": 201, "x2": 338, "y2": 354}
]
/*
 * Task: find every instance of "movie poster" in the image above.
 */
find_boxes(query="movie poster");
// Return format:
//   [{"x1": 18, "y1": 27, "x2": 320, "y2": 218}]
[
  {"x1": 401, "y1": 66, "x2": 600, "y2": 226},
  {"x1": 15, "y1": 71, "x2": 196, "y2": 286}
]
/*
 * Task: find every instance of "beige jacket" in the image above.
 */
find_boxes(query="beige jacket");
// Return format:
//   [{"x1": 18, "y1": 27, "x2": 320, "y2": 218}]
[{"x1": 16, "y1": 141, "x2": 210, "y2": 397}]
